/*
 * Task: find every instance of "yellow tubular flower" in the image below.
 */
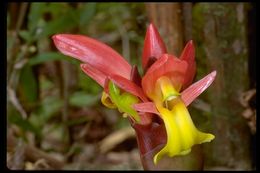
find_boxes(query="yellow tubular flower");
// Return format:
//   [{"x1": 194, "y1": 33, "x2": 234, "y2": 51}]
[{"x1": 153, "y1": 76, "x2": 215, "y2": 165}]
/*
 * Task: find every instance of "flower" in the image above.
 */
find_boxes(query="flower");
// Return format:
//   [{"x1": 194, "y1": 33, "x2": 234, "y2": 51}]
[
  {"x1": 52, "y1": 23, "x2": 216, "y2": 166},
  {"x1": 137, "y1": 24, "x2": 216, "y2": 164},
  {"x1": 141, "y1": 54, "x2": 215, "y2": 164}
]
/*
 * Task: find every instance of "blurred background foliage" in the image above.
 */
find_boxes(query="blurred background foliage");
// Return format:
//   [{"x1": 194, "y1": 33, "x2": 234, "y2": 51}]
[
  {"x1": 7, "y1": 2, "x2": 255, "y2": 170},
  {"x1": 7, "y1": 3, "x2": 148, "y2": 170}
]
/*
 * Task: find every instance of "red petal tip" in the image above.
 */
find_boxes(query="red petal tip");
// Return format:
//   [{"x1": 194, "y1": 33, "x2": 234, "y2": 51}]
[
  {"x1": 52, "y1": 34, "x2": 63, "y2": 41},
  {"x1": 52, "y1": 34, "x2": 131, "y2": 80},
  {"x1": 148, "y1": 23, "x2": 156, "y2": 32},
  {"x1": 142, "y1": 23, "x2": 167, "y2": 70},
  {"x1": 181, "y1": 70, "x2": 217, "y2": 106},
  {"x1": 211, "y1": 70, "x2": 217, "y2": 77}
]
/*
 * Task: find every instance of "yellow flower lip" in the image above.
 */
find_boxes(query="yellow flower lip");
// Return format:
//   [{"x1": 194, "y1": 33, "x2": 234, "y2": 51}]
[
  {"x1": 153, "y1": 101, "x2": 215, "y2": 165},
  {"x1": 156, "y1": 76, "x2": 181, "y2": 102},
  {"x1": 150, "y1": 76, "x2": 215, "y2": 165}
]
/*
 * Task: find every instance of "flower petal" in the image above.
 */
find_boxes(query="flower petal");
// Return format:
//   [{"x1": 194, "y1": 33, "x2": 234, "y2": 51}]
[
  {"x1": 180, "y1": 40, "x2": 196, "y2": 89},
  {"x1": 153, "y1": 101, "x2": 215, "y2": 165},
  {"x1": 80, "y1": 63, "x2": 107, "y2": 87},
  {"x1": 142, "y1": 54, "x2": 188, "y2": 100},
  {"x1": 133, "y1": 102, "x2": 160, "y2": 115},
  {"x1": 52, "y1": 34, "x2": 131, "y2": 79},
  {"x1": 131, "y1": 122, "x2": 166, "y2": 156},
  {"x1": 181, "y1": 71, "x2": 217, "y2": 106},
  {"x1": 109, "y1": 74, "x2": 148, "y2": 102},
  {"x1": 142, "y1": 23, "x2": 167, "y2": 71}
]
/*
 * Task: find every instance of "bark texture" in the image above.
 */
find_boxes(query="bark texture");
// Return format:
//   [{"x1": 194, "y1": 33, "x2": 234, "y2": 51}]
[{"x1": 193, "y1": 3, "x2": 252, "y2": 170}]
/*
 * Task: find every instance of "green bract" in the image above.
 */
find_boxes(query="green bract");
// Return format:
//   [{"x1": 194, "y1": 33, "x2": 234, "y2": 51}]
[{"x1": 108, "y1": 81, "x2": 141, "y2": 122}]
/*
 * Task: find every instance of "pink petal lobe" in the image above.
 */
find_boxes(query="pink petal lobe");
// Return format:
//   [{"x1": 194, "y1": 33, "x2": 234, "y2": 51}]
[
  {"x1": 109, "y1": 74, "x2": 148, "y2": 102},
  {"x1": 142, "y1": 23, "x2": 167, "y2": 71},
  {"x1": 142, "y1": 54, "x2": 188, "y2": 98},
  {"x1": 181, "y1": 71, "x2": 217, "y2": 106},
  {"x1": 180, "y1": 40, "x2": 196, "y2": 89},
  {"x1": 133, "y1": 102, "x2": 160, "y2": 115},
  {"x1": 52, "y1": 34, "x2": 131, "y2": 79}
]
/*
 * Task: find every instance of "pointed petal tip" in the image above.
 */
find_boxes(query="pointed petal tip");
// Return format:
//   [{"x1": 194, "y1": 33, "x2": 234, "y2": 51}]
[
  {"x1": 142, "y1": 22, "x2": 167, "y2": 70},
  {"x1": 53, "y1": 34, "x2": 132, "y2": 79},
  {"x1": 52, "y1": 34, "x2": 59, "y2": 43},
  {"x1": 52, "y1": 34, "x2": 76, "y2": 43},
  {"x1": 209, "y1": 70, "x2": 217, "y2": 80},
  {"x1": 52, "y1": 34, "x2": 63, "y2": 41},
  {"x1": 211, "y1": 70, "x2": 217, "y2": 77},
  {"x1": 148, "y1": 22, "x2": 156, "y2": 30},
  {"x1": 51, "y1": 35, "x2": 57, "y2": 40},
  {"x1": 181, "y1": 70, "x2": 217, "y2": 106},
  {"x1": 200, "y1": 133, "x2": 215, "y2": 143}
]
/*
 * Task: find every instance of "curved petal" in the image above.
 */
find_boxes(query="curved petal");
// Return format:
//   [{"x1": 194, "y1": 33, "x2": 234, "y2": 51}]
[
  {"x1": 142, "y1": 23, "x2": 167, "y2": 71},
  {"x1": 80, "y1": 63, "x2": 107, "y2": 87},
  {"x1": 142, "y1": 54, "x2": 188, "y2": 100},
  {"x1": 153, "y1": 101, "x2": 215, "y2": 164},
  {"x1": 180, "y1": 40, "x2": 196, "y2": 89},
  {"x1": 52, "y1": 34, "x2": 131, "y2": 79},
  {"x1": 133, "y1": 102, "x2": 160, "y2": 115},
  {"x1": 131, "y1": 122, "x2": 166, "y2": 156},
  {"x1": 109, "y1": 74, "x2": 148, "y2": 102},
  {"x1": 181, "y1": 71, "x2": 217, "y2": 106}
]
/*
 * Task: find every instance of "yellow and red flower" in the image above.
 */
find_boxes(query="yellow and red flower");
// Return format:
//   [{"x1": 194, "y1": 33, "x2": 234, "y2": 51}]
[{"x1": 52, "y1": 23, "x2": 216, "y2": 165}]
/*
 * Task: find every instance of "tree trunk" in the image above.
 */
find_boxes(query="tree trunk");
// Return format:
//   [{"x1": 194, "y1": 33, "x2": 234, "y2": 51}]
[{"x1": 193, "y1": 3, "x2": 252, "y2": 170}]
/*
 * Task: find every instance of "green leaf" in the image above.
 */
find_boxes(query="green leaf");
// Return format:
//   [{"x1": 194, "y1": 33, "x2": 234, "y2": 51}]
[
  {"x1": 36, "y1": 9, "x2": 79, "y2": 39},
  {"x1": 28, "y1": 3, "x2": 46, "y2": 32},
  {"x1": 79, "y1": 3, "x2": 96, "y2": 27},
  {"x1": 69, "y1": 91, "x2": 100, "y2": 107},
  {"x1": 20, "y1": 64, "x2": 38, "y2": 102},
  {"x1": 29, "y1": 96, "x2": 63, "y2": 128},
  {"x1": 8, "y1": 112, "x2": 41, "y2": 138},
  {"x1": 44, "y1": 3, "x2": 68, "y2": 18},
  {"x1": 19, "y1": 30, "x2": 32, "y2": 42},
  {"x1": 28, "y1": 52, "x2": 79, "y2": 66}
]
